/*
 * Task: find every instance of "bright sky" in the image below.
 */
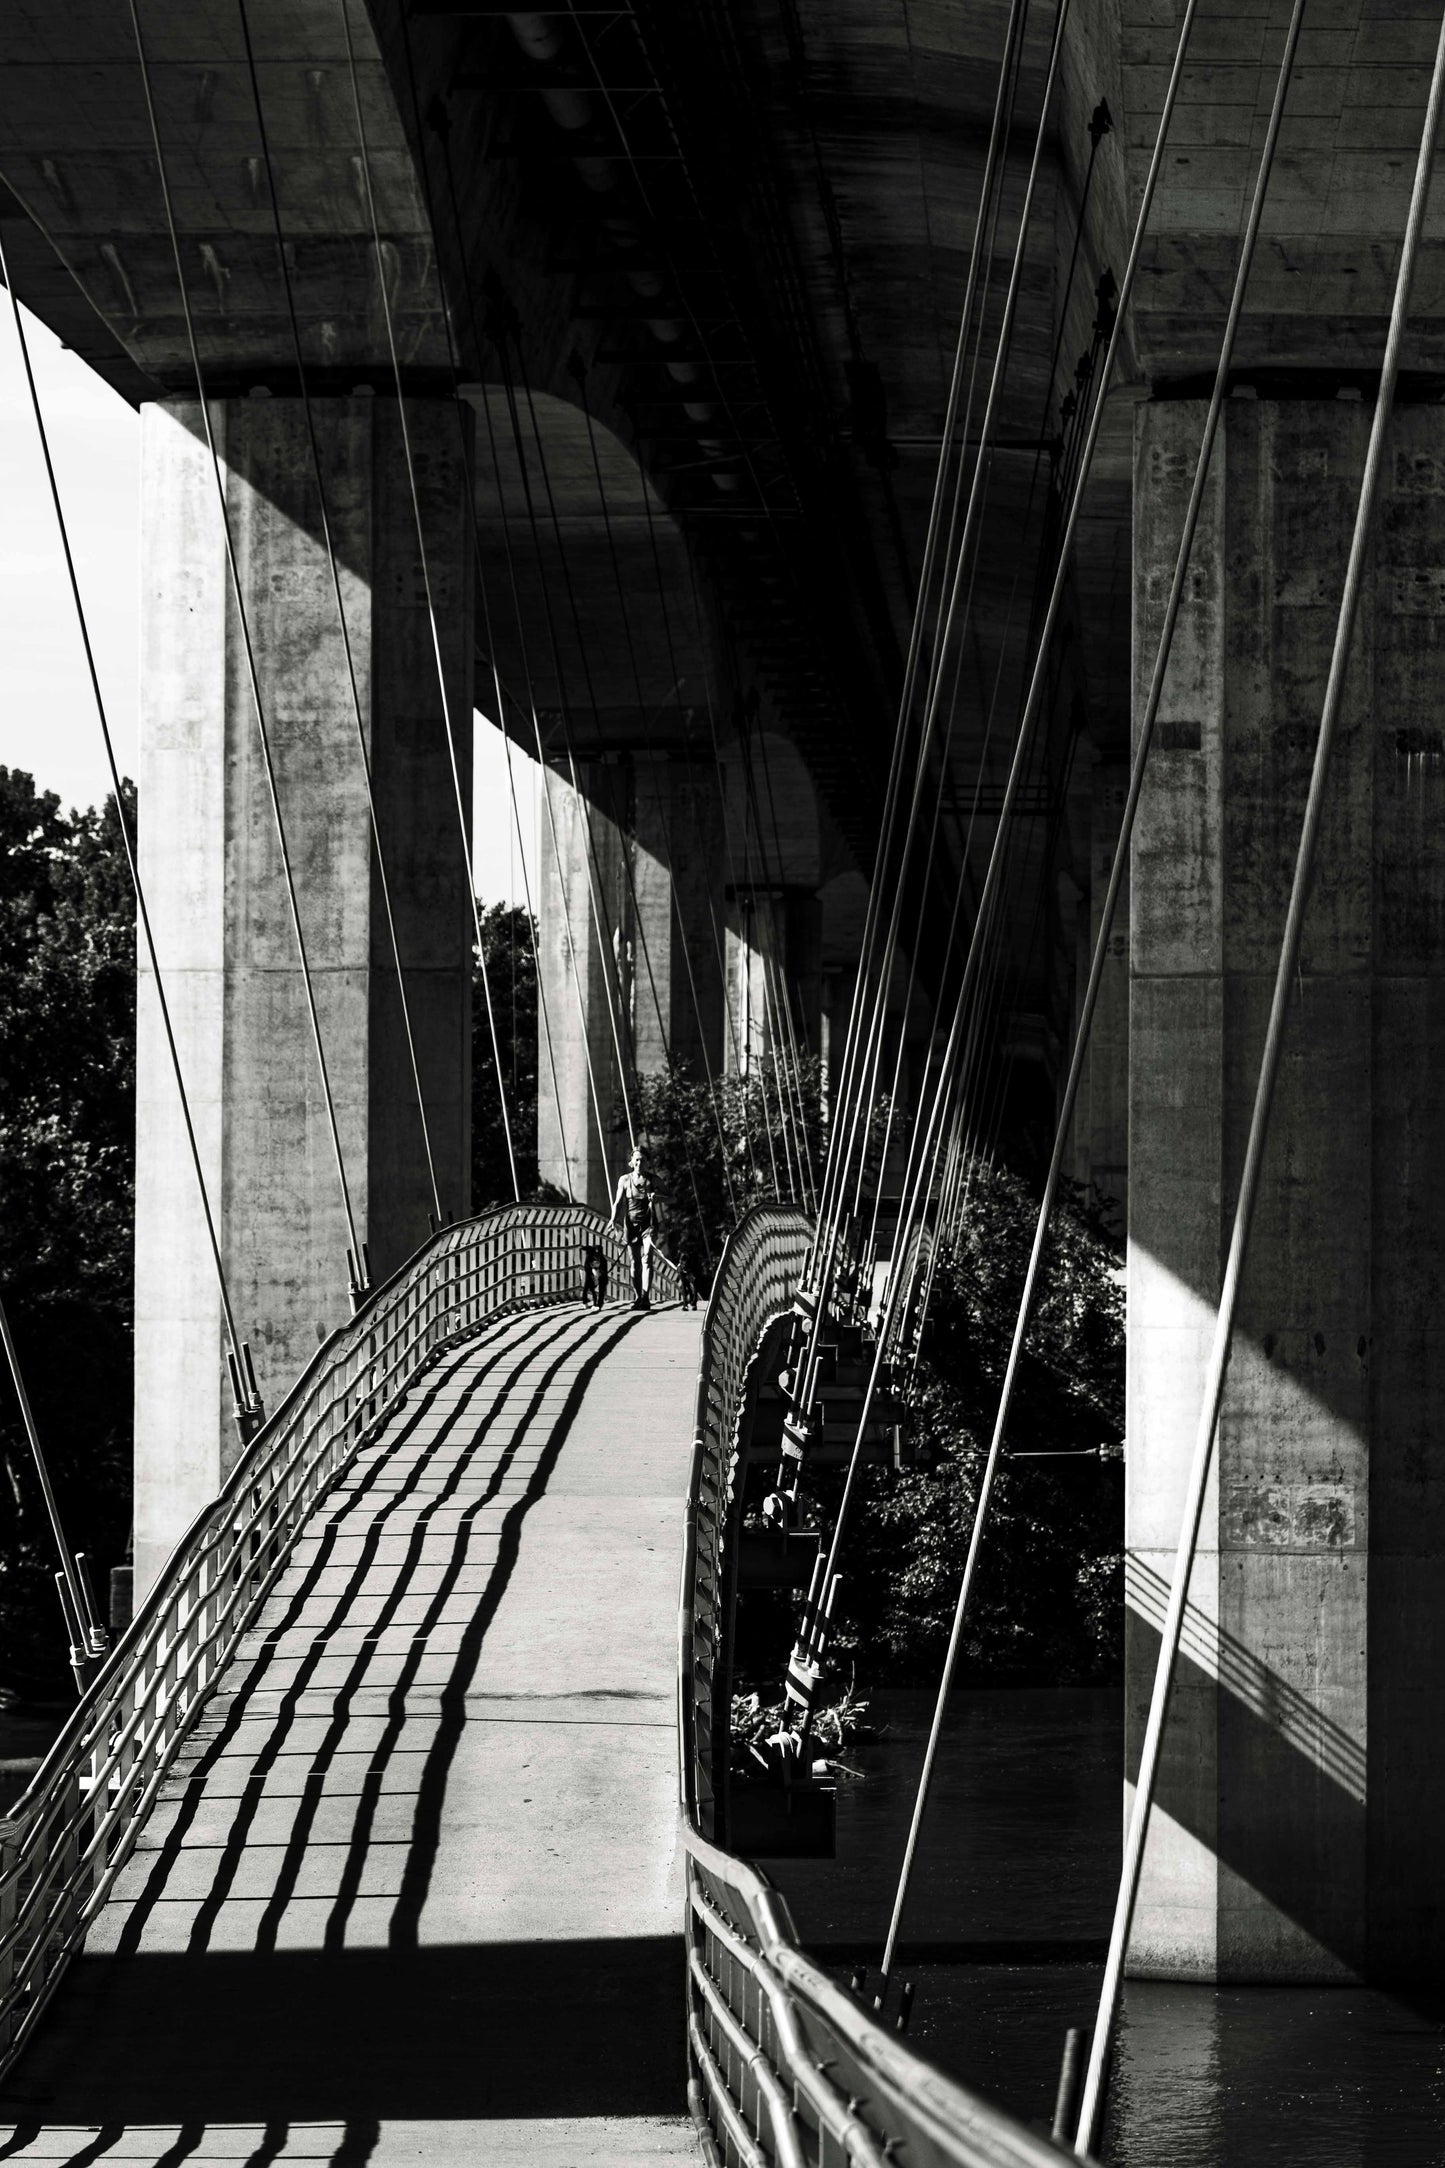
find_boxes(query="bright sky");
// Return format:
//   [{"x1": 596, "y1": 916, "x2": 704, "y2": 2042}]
[{"x1": 0, "y1": 302, "x2": 538, "y2": 910}]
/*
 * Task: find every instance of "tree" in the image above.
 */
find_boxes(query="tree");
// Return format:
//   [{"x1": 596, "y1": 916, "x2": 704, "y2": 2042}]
[
  {"x1": 733, "y1": 1163, "x2": 1126, "y2": 1697},
  {"x1": 634, "y1": 1056, "x2": 893, "y2": 1280},
  {"x1": 827, "y1": 1166, "x2": 1125, "y2": 1685},
  {"x1": 0, "y1": 770, "x2": 135, "y2": 1700}
]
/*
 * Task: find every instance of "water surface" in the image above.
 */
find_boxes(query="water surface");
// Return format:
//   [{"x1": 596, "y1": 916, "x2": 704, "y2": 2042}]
[{"x1": 772, "y1": 1689, "x2": 1445, "y2": 2164}]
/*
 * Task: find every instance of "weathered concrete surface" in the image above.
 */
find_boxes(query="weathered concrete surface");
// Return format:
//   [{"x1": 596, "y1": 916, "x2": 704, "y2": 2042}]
[
  {"x1": 0, "y1": 1303, "x2": 702, "y2": 2163},
  {"x1": 1127, "y1": 397, "x2": 1445, "y2": 1982},
  {"x1": 533, "y1": 743, "x2": 732, "y2": 1210},
  {"x1": 134, "y1": 394, "x2": 473, "y2": 1596},
  {"x1": 536, "y1": 756, "x2": 632, "y2": 1212}
]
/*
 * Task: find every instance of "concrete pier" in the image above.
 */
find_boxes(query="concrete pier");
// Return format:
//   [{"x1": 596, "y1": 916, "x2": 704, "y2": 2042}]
[
  {"x1": 536, "y1": 742, "x2": 726, "y2": 1210},
  {"x1": 1128, "y1": 398, "x2": 1445, "y2": 1982},
  {"x1": 134, "y1": 395, "x2": 473, "y2": 1596}
]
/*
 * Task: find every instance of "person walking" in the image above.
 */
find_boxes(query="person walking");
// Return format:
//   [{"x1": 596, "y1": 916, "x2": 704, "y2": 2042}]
[{"x1": 611, "y1": 1145, "x2": 657, "y2": 1310}]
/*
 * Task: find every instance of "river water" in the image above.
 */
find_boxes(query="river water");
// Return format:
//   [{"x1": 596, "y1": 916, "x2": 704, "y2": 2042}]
[{"x1": 771, "y1": 1690, "x2": 1445, "y2": 2164}]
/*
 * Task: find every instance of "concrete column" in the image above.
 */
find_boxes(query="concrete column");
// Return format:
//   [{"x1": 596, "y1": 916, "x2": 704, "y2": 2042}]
[
  {"x1": 135, "y1": 394, "x2": 472, "y2": 1595},
  {"x1": 633, "y1": 752, "x2": 726, "y2": 1082},
  {"x1": 535, "y1": 742, "x2": 725, "y2": 1208},
  {"x1": 1128, "y1": 396, "x2": 1445, "y2": 1983},
  {"x1": 536, "y1": 757, "x2": 627, "y2": 1212},
  {"x1": 725, "y1": 888, "x2": 785, "y2": 1076}
]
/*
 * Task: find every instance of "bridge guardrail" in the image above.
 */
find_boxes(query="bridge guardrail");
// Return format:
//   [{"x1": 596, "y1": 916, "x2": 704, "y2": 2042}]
[
  {"x1": 0, "y1": 1200, "x2": 676, "y2": 2075},
  {"x1": 679, "y1": 1207, "x2": 1065, "y2": 2168},
  {"x1": 681, "y1": 1202, "x2": 813, "y2": 1845}
]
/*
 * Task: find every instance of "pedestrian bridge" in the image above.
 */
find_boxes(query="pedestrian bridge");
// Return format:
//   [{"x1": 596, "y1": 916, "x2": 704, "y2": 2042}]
[{"x1": 0, "y1": 1206, "x2": 1063, "y2": 2167}]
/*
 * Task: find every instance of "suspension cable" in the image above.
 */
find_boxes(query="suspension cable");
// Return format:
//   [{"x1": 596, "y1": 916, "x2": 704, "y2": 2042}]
[
  {"x1": 337, "y1": 0, "x2": 520, "y2": 1205},
  {"x1": 0, "y1": 230, "x2": 259, "y2": 1433},
  {"x1": 130, "y1": 0, "x2": 367, "y2": 1303},
  {"x1": 638, "y1": 496, "x2": 750, "y2": 1207},
  {"x1": 794, "y1": 0, "x2": 1205, "y2": 1732},
  {"x1": 235, "y1": 0, "x2": 443, "y2": 1226},
  {"x1": 573, "y1": 369, "x2": 735, "y2": 1258},
  {"x1": 472, "y1": 377, "x2": 618, "y2": 1201},
  {"x1": 734, "y1": 713, "x2": 808, "y2": 1199},
  {"x1": 807, "y1": 0, "x2": 1068, "y2": 1375},
  {"x1": 491, "y1": 335, "x2": 640, "y2": 1160},
  {"x1": 862, "y1": 104, "x2": 1109, "y2": 1266},
  {"x1": 748, "y1": 721, "x2": 820, "y2": 1207},
  {"x1": 0, "y1": 1292, "x2": 103, "y2": 1687},
  {"x1": 815, "y1": 0, "x2": 1028, "y2": 1260},
  {"x1": 1076, "y1": 8, "x2": 1443, "y2": 2145},
  {"x1": 513, "y1": 358, "x2": 714, "y2": 1240},
  {"x1": 381, "y1": 40, "x2": 582, "y2": 1205},
  {"x1": 807, "y1": 0, "x2": 1031, "y2": 1276}
]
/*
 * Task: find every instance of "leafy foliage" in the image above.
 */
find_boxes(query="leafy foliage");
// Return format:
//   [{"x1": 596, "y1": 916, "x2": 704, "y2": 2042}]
[
  {"x1": 819, "y1": 1165, "x2": 1125, "y2": 1686},
  {"x1": 0, "y1": 770, "x2": 135, "y2": 1699},
  {"x1": 634, "y1": 1057, "x2": 893, "y2": 1281},
  {"x1": 730, "y1": 1684, "x2": 873, "y2": 1777}
]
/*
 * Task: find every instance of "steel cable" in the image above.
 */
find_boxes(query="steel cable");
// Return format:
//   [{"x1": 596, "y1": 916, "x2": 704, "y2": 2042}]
[
  {"x1": 130, "y1": 0, "x2": 367, "y2": 1303},
  {"x1": 805, "y1": 0, "x2": 1032, "y2": 1280},
  {"x1": 1076, "y1": 3, "x2": 1444, "y2": 2143},
  {"x1": 512, "y1": 360, "x2": 715, "y2": 1244},
  {"x1": 337, "y1": 0, "x2": 521, "y2": 1204},
  {"x1": 471, "y1": 375, "x2": 618, "y2": 1200},
  {"x1": 805, "y1": 0, "x2": 1067, "y2": 1384},
  {"x1": 790, "y1": 0, "x2": 1206, "y2": 1737},
  {"x1": 637, "y1": 489, "x2": 753, "y2": 1202},
  {"x1": 235, "y1": 0, "x2": 444, "y2": 1227},
  {"x1": 572, "y1": 367, "x2": 735, "y2": 1256},
  {"x1": 490, "y1": 336, "x2": 640, "y2": 1160},
  {"x1": 376, "y1": 18, "x2": 579, "y2": 1200},
  {"x1": 0, "y1": 228, "x2": 259, "y2": 1433}
]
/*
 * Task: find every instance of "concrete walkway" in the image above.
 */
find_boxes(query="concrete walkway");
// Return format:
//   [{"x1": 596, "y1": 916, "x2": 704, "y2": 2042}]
[{"x1": 0, "y1": 1305, "x2": 702, "y2": 2166}]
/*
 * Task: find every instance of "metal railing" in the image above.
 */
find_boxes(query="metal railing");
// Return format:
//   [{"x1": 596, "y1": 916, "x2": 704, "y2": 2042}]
[
  {"x1": 0, "y1": 1202, "x2": 676, "y2": 2075},
  {"x1": 679, "y1": 1209, "x2": 1066, "y2": 2168},
  {"x1": 681, "y1": 1203, "x2": 814, "y2": 1845}
]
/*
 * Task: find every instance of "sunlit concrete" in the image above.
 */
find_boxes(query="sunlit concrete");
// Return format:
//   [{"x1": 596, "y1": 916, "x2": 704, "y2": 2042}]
[
  {"x1": 1128, "y1": 397, "x2": 1445, "y2": 1982},
  {"x1": 1, "y1": 1304, "x2": 702, "y2": 2163},
  {"x1": 134, "y1": 393, "x2": 474, "y2": 1598}
]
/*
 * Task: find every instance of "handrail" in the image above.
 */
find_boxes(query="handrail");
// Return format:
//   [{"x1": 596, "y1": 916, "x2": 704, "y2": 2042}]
[
  {"x1": 680, "y1": 1202, "x2": 813, "y2": 1843},
  {"x1": 0, "y1": 1200, "x2": 677, "y2": 2074},
  {"x1": 679, "y1": 1208, "x2": 1066, "y2": 2167}
]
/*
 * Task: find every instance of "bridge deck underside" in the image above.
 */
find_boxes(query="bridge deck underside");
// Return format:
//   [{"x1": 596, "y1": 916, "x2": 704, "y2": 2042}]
[{"x1": 0, "y1": 1306, "x2": 702, "y2": 2167}]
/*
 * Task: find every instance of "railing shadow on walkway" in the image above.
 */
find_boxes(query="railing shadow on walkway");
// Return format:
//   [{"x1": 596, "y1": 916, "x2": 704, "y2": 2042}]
[{"x1": 0, "y1": 1206, "x2": 676, "y2": 2083}]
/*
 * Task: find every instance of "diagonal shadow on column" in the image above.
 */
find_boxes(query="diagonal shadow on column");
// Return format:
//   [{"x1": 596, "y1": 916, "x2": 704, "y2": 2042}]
[{"x1": 1126, "y1": 1556, "x2": 1367, "y2": 1976}]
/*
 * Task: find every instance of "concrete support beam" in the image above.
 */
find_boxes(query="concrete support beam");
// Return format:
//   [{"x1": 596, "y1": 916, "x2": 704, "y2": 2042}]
[
  {"x1": 1127, "y1": 396, "x2": 1445, "y2": 1983},
  {"x1": 134, "y1": 394, "x2": 473, "y2": 1595}
]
